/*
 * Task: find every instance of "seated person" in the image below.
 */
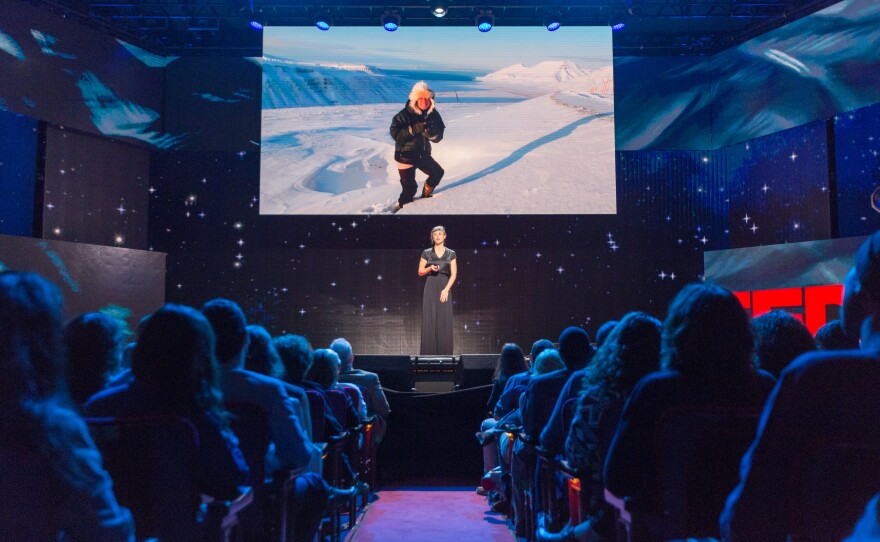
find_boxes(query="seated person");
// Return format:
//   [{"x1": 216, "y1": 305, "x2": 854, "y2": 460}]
[
  {"x1": 85, "y1": 304, "x2": 250, "y2": 501},
  {"x1": 246, "y1": 324, "x2": 313, "y2": 440},
  {"x1": 721, "y1": 233, "x2": 880, "y2": 541},
  {"x1": 64, "y1": 312, "x2": 126, "y2": 404},
  {"x1": 331, "y1": 337, "x2": 391, "y2": 443},
  {"x1": 0, "y1": 271, "x2": 134, "y2": 541},
  {"x1": 538, "y1": 313, "x2": 661, "y2": 542},
  {"x1": 493, "y1": 338, "x2": 554, "y2": 420},
  {"x1": 604, "y1": 284, "x2": 775, "y2": 524},
  {"x1": 751, "y1": 310, "x2": 816, "y2": 377},
  {"x1": 814, "y1": 318, "x2": 860, "y2": 350}
]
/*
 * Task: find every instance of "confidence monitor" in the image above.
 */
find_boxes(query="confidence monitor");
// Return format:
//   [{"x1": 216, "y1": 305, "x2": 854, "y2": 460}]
[{"x1": 259, "y1": 26, "x2": 615, "y2": 216}]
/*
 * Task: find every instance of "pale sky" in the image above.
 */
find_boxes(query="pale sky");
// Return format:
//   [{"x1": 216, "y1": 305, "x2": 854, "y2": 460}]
[{"x1": 264, "y1": 26, "x2": 612, "y2": 75}]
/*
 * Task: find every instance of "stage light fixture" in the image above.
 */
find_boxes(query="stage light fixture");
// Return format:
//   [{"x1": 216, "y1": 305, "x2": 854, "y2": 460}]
[
  {"x1": 315, "y1": 11, "x2": 333, "y2": 31},
  {"x1": 475, "y1": 10, "x2": 495, "y2": 33},
  {"x1": 431, "y1": 3, "x2": 448, "y2": 18},
  {"x1": 382, "y1": 10, "x2": 401, "y2": 32},
  {"x1": 543, "y1": 12, "x2": 561, "y2": 32},
  {"x1": 608, "y1": 12, "x2": 627, "y2": 31}
]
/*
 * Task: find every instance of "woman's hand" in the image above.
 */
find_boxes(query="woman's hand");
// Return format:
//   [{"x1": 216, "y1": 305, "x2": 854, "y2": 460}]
[
  {"x1": 430, "y1": 264, "x2": 440, "y2": 273},
  {"x1": 440, "y1": 288, "x2": 450, "y2": 303}
]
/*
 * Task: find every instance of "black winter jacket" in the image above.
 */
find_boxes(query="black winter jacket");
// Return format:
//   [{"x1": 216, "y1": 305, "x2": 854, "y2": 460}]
[{"x1": 389, "y1": 101, "x2": 445, "y2": 165}]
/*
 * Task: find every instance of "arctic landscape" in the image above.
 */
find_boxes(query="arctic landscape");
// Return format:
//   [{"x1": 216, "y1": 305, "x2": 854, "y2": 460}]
[{"x1": 259, "y1": 58, "x2": 616, "y2": 215}]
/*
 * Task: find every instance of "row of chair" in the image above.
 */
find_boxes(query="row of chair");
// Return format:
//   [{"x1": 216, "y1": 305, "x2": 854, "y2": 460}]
[
  {"x1": 84, "y1": 386, "x2": 378, "y2": 541},
  {"x1": 515, "y1": 402, "x2": 880, "y2": 542}
]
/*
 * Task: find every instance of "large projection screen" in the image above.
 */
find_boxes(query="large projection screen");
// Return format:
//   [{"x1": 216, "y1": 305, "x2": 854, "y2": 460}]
[{"x1": 259, "y1": 27, "x2": 615, "y2": 215}]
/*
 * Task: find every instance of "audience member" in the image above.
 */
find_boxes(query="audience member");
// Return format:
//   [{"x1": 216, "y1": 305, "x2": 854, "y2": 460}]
[
  {"x1": 751, "y1": 309, "x2": 816, "y2": 377},
  {"x1": 539, "y1": 313, "x2": 661, "y2": 542},
  {"x1": 594, "y1": 319, "x2": 619, "y2": 349},
  {"x1": 63, "y1": 311, "x2": 126, "y2": 404},
  {"x1": 304, "y1": 348, "x2": 361, "y2": 431},
  {"x1": 200, "y1": 299, "x2": 355, "y2": 542},
  {"x1": 0, "y1": 271, "x2": 134, "y2": 541},
  {"x1": 478, "y1": 343, "x2": 528, "y2": 481},
  {"x1": 245, "y1": 324, "x2": 285, "y2": 379},
  {"x1": 276, "y1": 335, "x2": 347, "y2": 441},
  {"x1": 85, "y1": 304, "x2": 250, "y2": 500},
  {"x1": 274, "y1": 334, "x2": 313, "y2": 385},
  {"x1": 245, "y1": 324, "x2": 313, "y2": 439},
  {"x1": 539, "y1": 328, "x2": 599, "y2": 458},
  {"x1": 201, "y1": 300, "x2": 319, "y2": 474},
  {"x1": 514, "y1": 327, "x2": 593, "y2": 535},
  {"x1": 493, "y1": 338, "x2": 553, "y2": 419},
  {"x1": 604, "y1": 283, "x2": 775, "y2": 513},
  {"x1": 487, "y1": 343, "x2": 529, "y2": 414},
  {"x1": 721, "y1": 232, "x2": 880, "y2": 541},
  {"x1": 814, "y1": 318, "x2": 860, "y2": 350},
  {"x1": 331, "y1": 337, "x2": 392, "y2": 443}
]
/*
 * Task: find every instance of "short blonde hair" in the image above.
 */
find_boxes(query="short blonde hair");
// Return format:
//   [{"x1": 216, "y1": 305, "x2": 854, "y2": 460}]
[{"x1": 430, "y1": 225, "x2": 446, "y2": 241}]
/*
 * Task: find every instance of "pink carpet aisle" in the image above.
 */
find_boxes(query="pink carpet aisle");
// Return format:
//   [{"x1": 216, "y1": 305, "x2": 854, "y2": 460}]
[{"x1": 349, "y1": 488, "x2": 515, "y2": 542}]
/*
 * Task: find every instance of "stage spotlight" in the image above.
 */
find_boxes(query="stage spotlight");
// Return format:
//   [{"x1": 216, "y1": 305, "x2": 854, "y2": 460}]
[
  {"x1": 315, "y1": 11, "x2": 333, "y2": 31},
  {"x1": 431, "y1": 2, "x2": 448, "y2": 18},
  {"x1": 382, "y1": 10, "x2": 401, "y2": 32},
  {"x1": 608, "y1": 11, "x2": 627, "y2": 31},
  {"x1": 475, "y1": 10, "x2": 495, "y2": 32},
  {"x1": 543, "y1": 12, "x2": 561, "y2": 32}
]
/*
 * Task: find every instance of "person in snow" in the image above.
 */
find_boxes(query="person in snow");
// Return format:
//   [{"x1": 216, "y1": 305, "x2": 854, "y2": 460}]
[{"x1": 389, "y1": 81, "x2": 446, "y2": 211}]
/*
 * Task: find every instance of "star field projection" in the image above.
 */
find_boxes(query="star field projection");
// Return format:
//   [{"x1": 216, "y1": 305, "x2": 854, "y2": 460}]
[
  {"x1": 42, "y1": 126, "x2": 150, "y2": 249},
  {"x1": 834, "y1": 100, "x2": 880, "y2": 237},
  {"x1": 151, "y1": 146, "x2": 737, "y2": 354},
  {"x1": 726, "y1": 119, "x2": 831, "y2": 248},
  {"x1": 148, "y1": 104, "x2": 854, "y2": 354}
]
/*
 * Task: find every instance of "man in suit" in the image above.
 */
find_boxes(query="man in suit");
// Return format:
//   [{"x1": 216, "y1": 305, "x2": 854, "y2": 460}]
[{"x1": 331, "y1": 337, "x2": 392, "y2": 443}]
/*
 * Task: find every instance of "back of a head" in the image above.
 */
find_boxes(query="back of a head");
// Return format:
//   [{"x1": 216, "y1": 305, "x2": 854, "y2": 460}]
[
  {"x1": 662, "y1": 282, "x2": 754, "y2": 379},
  {"x1": 274, "y1": 334, "x2": 312, "y2": 384},
  {"x1": 814, "y1": 319, "x2": 859, "y2": 350},
  {"x1": 495, "y1": 343, "x2": 527, "y2": 381},
  {"x1": 201, "y1": 298, "x2": 248, "y2": 366},
  {"x1": 133, "y1": 304, "x2": 220, "y2": 413},
  {"x1": 752, "y1": 310, "x2": 817, "y2": 377},
  {"x1": 306, "y1": 348, "x2": 340, "y2": 389},
  {"x1": 329, "y1": 337, "x2": 353, "y2": 372},
  {"x1": 0, "y1": 271, "x2": 65, "y2": 407},
  {"x1": 245, "y1": 325, "x2": 285, "y2": 380},
  {"x1": 63, "y1": 312, "x2": 124, "y2": 404},
  {"x1": 595, "y1": 320, "x2": 620, "y2": 349},
  {"x1": 558, "y1": 326, "x2": 593, "y2": 371},
  {"x1": 533, "y1": 349, "x2": 564, "y2": 375},
  {"x1": 529, "y1": 339, "x2": 554, "y2": 368},
  {"x1": 587, "y1": 312, "x2": 662, "y2": 394}
]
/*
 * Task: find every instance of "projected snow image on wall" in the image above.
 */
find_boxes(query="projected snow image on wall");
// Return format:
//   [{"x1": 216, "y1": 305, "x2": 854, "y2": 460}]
[{"x1": 259, "y1": 27, "x2": 616, "y2": 215}]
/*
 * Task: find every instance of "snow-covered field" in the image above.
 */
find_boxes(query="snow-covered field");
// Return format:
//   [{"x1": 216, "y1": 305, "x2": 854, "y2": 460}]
[{"x1": 259, "y1": 59, "x2": 616, "y2": 215}]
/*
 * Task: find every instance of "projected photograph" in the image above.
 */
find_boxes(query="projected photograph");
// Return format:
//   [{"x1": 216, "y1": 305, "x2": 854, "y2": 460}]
[{"x1": 259, "y1": 27, "x2": 615, "y2": 215}]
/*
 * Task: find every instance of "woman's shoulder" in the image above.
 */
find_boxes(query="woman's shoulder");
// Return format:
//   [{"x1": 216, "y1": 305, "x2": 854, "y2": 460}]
[
  {"x1": 420, "y1": 248, "x2": 432, "y2": 258},
  {"x1": 446, "y1": 248, "x2": 457, "y2": 259}
]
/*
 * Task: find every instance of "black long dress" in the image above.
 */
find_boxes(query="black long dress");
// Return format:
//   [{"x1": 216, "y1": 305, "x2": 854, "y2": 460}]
[{"x1": 420, "y1": 247, "x2": 456, "y2": 355}]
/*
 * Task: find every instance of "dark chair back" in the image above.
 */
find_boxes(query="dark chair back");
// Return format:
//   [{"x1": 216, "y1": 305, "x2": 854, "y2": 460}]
[
  {"x1": 304, "y1": 390, "x2": 326, "y2": 442},
  {"x1": 86, "y1": 415, "x2": 205, "y2": 541},
  {"x1": 226, "y1": 402, "x2": 273, "y2": 540},
  {"x1": 325, "y1": 389, "x2": 350, "y2": 427},
  {"x1": 787, "y1": 437, "x2": 880, "y2": 542},
  {"x1": 647, "y1": 405, "x2": 761, "y2": 538}
]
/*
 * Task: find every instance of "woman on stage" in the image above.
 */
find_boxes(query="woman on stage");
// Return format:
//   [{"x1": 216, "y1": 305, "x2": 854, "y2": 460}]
[{"x1": 419, "y1": 225, "x2": 457, "y2": 355}]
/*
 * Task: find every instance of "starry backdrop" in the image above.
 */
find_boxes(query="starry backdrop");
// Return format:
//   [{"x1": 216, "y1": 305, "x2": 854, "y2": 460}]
[{"x1": 1, "y1": 6, "x2": 879, "y2": 352}]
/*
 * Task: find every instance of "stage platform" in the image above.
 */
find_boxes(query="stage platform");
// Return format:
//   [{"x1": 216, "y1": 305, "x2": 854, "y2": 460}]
[{"x1": 352, "y1": 354, "x2": 498, "y2": 393}]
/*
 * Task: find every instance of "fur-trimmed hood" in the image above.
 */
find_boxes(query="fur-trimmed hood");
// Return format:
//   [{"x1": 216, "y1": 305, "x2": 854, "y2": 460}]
[{"x1": 408, "y1": 81, "x2": 435, "y2": 115}]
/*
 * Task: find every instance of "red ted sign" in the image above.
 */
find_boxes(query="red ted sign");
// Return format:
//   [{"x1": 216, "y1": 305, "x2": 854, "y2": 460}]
[{"x1": 733, "y1": 284, "x2": 844, "y2": 336}]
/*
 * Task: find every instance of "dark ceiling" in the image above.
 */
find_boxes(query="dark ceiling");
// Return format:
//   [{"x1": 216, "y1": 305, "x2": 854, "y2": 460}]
[{"x1": 37, "y1": 0, "x2": 840, "y2": 56}]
